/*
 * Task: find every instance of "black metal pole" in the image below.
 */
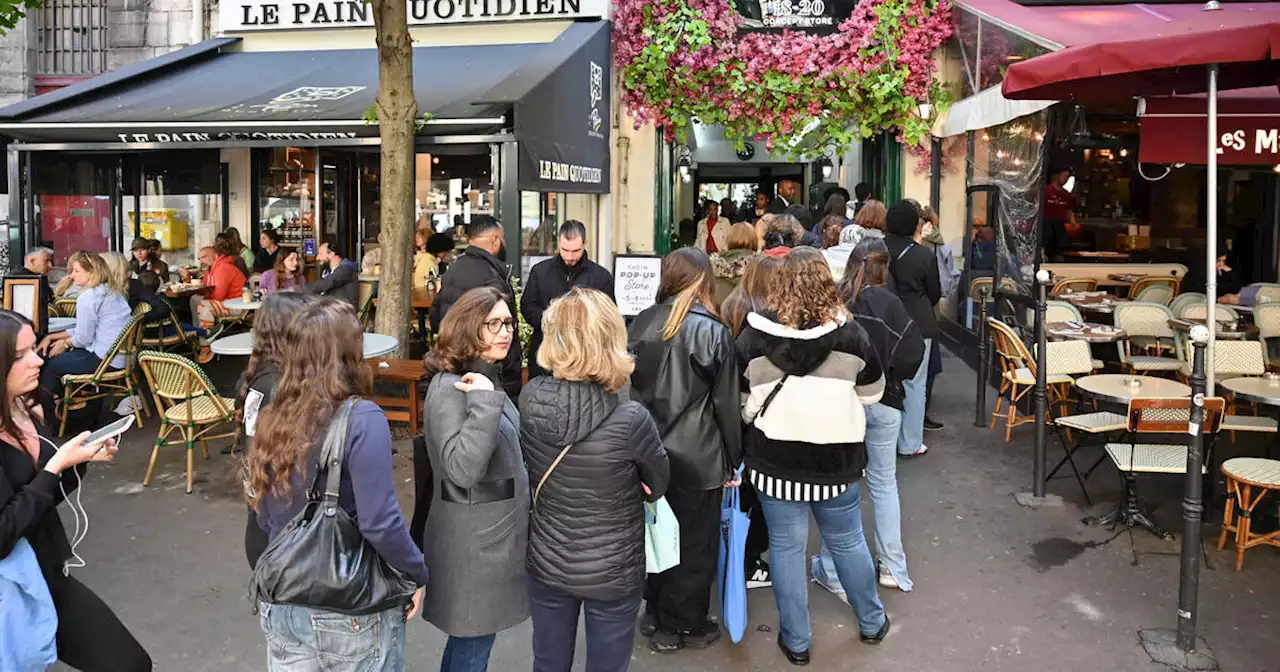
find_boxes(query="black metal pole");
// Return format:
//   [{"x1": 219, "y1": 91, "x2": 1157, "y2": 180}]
[
  {"x1": 1177, "y1": 328, "x2": 1209, "y2": 652},
  {"x1": 1033, "y1": 270, "x2": 1049, "y2": 499},
  {"x1": 974, "y1": 287, "x2": 991, "y2": 427}
]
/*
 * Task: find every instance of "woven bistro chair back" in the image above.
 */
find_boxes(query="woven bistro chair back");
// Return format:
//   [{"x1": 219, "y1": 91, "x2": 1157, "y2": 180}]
[
  {"x1": 1254, "y1": 303, "x2": 1280, "y2": 369},
  {"x1": 1045, "y1": 300, "x2": 1083, "y2": 324},
  {"x1": 1182, "y1": 303, "x2": 1238, "y2": 323},
  {"x1": 1044, "y1": 340, "x2": 1096, "y2": 377},
  {"x1": 1114, "y1": 301, "x2": 1180, "y2": 362},
  {"x1": 57, "y1": 314, "x2": 145, "y2": 436},
  {"x1": 1051, "y1": 277, "x2": 1097, "y2": 296},
  {"x1": 1252, "y1": 283, "x2": 1280, "y2": 304},
  {"x1": 1130, "y1": 276, "x2": 1180, "y2": 305},
  {"x1": 139, "y1": 296, "x2": 199, "y2": 356},
  {"x1": 54, "y1": 298, "x2": 77, "y2": 318},
  {"x1": 970, "y1": 277, "x2": 992, "y2": 302},
  {"x1": 1170, "y1": 293, "x2": 1207, "y2": 318},
  {"x1": 1126, "y1": 397, "x2": 1226, "y2": 435},
  {"x1": 989, "y1": 317, "x2": 1034, "y2": 377},
  {"x1": 1195, "y1": 340, "x2": 1267, "y2": 379}
]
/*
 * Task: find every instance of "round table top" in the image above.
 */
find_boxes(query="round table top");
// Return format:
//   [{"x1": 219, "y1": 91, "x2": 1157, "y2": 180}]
[
  {"x1": 1167, "y1": 318, "x2": 1256, "y2": 340},
  {"x1": 1220, "y1": 376, "x2": 1280, "y2": 406},
  {"x1": 1076, "y1": 374, "x2": 1192, "y2": 404},
  {"x1": 223, "y1": 297, "x2": 262, "y2": 311},
  {"x1": 211, "y1": 332, "x2": 399, "y2": 358},
  {"x1": 1046, "y1": 322, "x2": 1127, "y2": 343},
  {"x1": 47, "y1": 317, "x2": 76, "y2": 333},
  {"x1": 1222, "y1": 457, "x2": 1280, "y2": 487}
]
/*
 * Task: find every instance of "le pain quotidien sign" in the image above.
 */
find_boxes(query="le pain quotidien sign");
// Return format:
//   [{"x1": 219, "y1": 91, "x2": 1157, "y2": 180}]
[{"x1": 223, "y1": 0, "x2": 607, "y2": 31}]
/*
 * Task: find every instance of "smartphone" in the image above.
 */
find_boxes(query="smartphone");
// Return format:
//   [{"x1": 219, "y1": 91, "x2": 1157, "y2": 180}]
[{"x1": 84, "y1": 415, "x2": 136, "y2": 448}]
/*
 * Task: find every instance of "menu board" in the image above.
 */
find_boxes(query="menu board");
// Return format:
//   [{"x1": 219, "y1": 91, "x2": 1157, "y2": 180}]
[{"x1": 614, "y1": 255, "x2": 663, "y2": 317}]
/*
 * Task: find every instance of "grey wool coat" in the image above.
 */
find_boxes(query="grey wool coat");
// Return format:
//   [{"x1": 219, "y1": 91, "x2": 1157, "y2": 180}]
[{"x1": 420, "y1": 372, "x2": 530, "y2": 637}]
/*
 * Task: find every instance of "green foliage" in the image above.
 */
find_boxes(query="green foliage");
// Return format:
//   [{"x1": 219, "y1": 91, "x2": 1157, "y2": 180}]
[{"x1": 0, "y1": 0, "x2": 43, "y2": 34}]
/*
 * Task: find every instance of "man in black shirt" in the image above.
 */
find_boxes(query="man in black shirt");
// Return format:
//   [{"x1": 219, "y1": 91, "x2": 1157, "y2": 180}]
[{"x1": 521, "y1": 220, "x2": 615, "y2": 380}]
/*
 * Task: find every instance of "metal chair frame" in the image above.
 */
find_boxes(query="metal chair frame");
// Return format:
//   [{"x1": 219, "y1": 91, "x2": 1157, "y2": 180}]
[{"x1": 56, "y1": 314, "x2": 147, "y2": 437}]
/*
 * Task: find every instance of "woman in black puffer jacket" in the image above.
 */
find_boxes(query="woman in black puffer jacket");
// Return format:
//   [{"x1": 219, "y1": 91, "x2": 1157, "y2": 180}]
[{"x1": 520, "y1": 287, "x2": 670, "y2": 672}]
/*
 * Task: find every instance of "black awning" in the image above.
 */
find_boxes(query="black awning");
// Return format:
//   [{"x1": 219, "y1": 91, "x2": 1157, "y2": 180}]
[{"x1": 0, "y1": 19, "x2": 612, "y2": 194}]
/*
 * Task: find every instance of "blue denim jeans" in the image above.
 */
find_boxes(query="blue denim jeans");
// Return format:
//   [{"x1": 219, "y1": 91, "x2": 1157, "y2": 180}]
[
  {"x1": 759, "y1": 487, "x2": 886, "y2": 652},
  {"x1": 816, "y1": 403, "x2": 913, "y2": 591},
  {"x1": 258, "y1": 602, "x2": 406, "y2": 672},
  {"x1": 440, "y1": 633, "x2": 497, "y2": 672},
  {"x1": 898, "y1": 338, "x2": 932, "y2": 454}
]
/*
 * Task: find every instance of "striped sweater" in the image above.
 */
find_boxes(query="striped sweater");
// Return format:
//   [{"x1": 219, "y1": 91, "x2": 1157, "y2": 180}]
[{"x1": 735, "y1": 311, "x2": 885, "y2": 501}]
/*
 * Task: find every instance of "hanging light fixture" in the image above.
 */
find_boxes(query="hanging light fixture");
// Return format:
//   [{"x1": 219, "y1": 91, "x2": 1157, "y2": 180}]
[{"x1": 675, "y1": 145, "x2": 693, "y2": 183}]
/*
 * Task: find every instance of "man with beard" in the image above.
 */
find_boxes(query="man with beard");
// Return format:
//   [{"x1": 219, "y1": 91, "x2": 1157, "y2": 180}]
[
  {"x1": 430, "y1": 215, "x2": 523, "y2": 399},
  {"x1": 521, "y1": 220, "x2": 615, "y2": 380}
]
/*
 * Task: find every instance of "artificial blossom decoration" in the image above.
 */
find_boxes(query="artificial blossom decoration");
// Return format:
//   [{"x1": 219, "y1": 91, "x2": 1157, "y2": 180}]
[{"x1": 613, "y1": 0, "x2": 953, "y2": 155}]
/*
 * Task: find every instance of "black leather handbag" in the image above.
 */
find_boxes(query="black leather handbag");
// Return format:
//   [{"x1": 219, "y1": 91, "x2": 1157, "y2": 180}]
[{"x1": 250, "y1": 398, "x2": 418, "y2": 615}]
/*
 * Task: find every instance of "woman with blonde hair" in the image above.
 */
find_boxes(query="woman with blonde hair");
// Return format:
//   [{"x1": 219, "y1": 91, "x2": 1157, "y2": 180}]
[
  {"x1": 98, "y1": 251, "x2": 131, "y2": 297},
  {"x1": 721, "y1": 254, "x2": 783, "y2": 338},
  {"x1": 36, "y1": 252, "x2": 132, "y2": 427},
  {"x1": 710, "y1": 221, "x2": 760, "y2": 304},
  {"x1": 521, "y1": 287, "x2": 670, "y2": 672},
  {"x1": 736, "y1": 247, "x2": 889, "y2": 665},
  {"x1": 627, "y1": 247, "x2": 741, "y2": 653}
]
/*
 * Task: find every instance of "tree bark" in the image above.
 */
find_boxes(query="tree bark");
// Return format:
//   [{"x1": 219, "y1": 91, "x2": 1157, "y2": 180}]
[{"x1": 371, "y1": 0, "x2": 417, "y2": 357}]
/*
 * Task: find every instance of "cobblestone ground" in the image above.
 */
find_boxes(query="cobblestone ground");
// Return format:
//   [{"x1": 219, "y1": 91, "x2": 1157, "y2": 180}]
[{"x1": 51, "y1": 349, "x2": 1279, "y2": 671}]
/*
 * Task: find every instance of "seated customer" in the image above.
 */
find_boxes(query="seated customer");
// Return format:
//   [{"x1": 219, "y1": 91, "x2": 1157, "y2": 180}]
[
  {"x1": 181, "y1": 240, "x2": 247, "y2": 363},
  {"x1": 129, "y1": 237, "x2": 170, "y2": 282},
  {"x1": 134, "y1": 271, "x2": 174, "y2": 324},
  {"x1": 302, "y1": 242, "x2": 359, "y2": 309},
  {"x1": 36, "y1": 252, "x2": 132, "y2": 426},
  {"x1": 23, "y1": 246, "x2": 55, "y2": 307},
  {"x1": 361, "y1": 233, "x2": 384, "y2": 274},
  {"x1": 259, "y1": 247, "x2": 305, "y2": 294}
]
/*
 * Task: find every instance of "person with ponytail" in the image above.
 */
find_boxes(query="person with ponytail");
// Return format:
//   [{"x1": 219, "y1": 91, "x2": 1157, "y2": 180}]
[{"x1": 626, "y1": 248, "x2": 742, "y2": 654}]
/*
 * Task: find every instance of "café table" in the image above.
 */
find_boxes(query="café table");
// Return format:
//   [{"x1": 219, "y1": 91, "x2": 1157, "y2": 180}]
[
  {"x1": 1046, "y1": 321, "x2": 1127, "y2": 343},
  {"x1": 47, "y1": 317, "x2": 76, "y2": 333},
  {"x1": 164, "y1": 283, "x2": 213, "y2": 300},
  {"x1": 1108, "y1": 273, "x2": 1145, "y2": 285},
  {"x1": 211, "y1": 332, "x2": 399, "y2": 358},
  {"x1": 1168, "y1": 318, "x2": 1258, "y2": 341},
  {"x1": 223, "y1": 297, "x2": 263, "y2": 312},
  {"x1": 1065, "y1": 251, "x2": 1132, "y2": 262},
  {"x1": 1060, "y1": 292, "x2": 1129, "y2": 315},
  {"x1": 1076, "y1": 374, "x2": 1191, "y2": 405}
]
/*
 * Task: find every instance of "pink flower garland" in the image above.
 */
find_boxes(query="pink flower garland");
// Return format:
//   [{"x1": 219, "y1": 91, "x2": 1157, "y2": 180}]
[{"x1": 614, "y1": 0, "x2": 953, "y2": 152}]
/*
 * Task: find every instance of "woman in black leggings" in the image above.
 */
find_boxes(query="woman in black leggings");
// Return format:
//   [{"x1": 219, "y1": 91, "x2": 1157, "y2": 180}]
[{"x1": 0, "y1": 310, "x2": 151, "y2": 671}]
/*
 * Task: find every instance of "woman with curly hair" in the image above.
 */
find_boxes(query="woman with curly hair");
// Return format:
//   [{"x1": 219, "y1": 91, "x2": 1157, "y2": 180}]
[{"x1": 735, "y1": 247, "x2": 889, "y2": 666}]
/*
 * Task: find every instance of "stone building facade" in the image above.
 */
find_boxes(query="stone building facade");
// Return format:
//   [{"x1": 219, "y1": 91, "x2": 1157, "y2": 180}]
[{"x1": 0, "y1": 0, "x2": 210, "y2": 106}]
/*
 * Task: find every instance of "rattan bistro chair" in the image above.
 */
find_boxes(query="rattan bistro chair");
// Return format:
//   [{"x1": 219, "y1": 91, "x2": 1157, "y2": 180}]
[
  {"x1": 53, "y1": 298, "x2": 78, "y2": 318},
  {"x1": 1051, "y1": 277, "x2": 1098, "y2": 296},
  {"x1": 1100, "y1": 397, "x2": 1225, "y2": 562},
  {"x1": 988, "y1": 318, "x2": 1077, "y2": 443},
  {"x1": 1045, "y1": 300, "x2": 1083, "y2": 324},
  {"x1": 1113, "y1": 302, "x2": 1183, "y2": 376},
  {"x1": 1130, "y1": 276, "x2": 1180, "y2": 305},
  {"x1": 1253, "y1": 303, "x2": 1280, "y2": 370},
  {"x1": 138, "y1": 352, "x2": 238, "y2": 494},
  {"x1": 56, "y1": 315, "x2": 146, "y2": 437},
  {"x1": 1170, "y1": 293, "x2": 1207, "y2": 319},
  {"x1": 139, "y1": 297, "x2": 199, "y2": 358}
]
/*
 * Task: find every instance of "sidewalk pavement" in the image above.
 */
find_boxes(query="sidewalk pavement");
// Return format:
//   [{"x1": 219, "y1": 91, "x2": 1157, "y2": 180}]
[{"x1": 50, "y1": 348, "x2": 1279, "y2": 671}]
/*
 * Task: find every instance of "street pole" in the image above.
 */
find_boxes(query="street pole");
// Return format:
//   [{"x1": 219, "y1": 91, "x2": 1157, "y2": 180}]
[
  {"x1": 1140, "y1": 325, "x2": 1217, "y2": 670},
  {"x1": 1178, "y1": 325, "x2": 1209, "y2": 651},
  {"x1": 1033, "y1": 269, "x2": 1049, "y2": 499},
  {"x1": 974, "y1": 286, "x2": 990, "y2": 428}
]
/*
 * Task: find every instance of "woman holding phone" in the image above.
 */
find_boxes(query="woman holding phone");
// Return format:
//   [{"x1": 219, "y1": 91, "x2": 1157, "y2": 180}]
[
  {"x1": 0, "y1": 309, "x2": 152, "y2": 670},
  {"x1": 415, "y1": 286, "x2": 530, "y2": 672}
]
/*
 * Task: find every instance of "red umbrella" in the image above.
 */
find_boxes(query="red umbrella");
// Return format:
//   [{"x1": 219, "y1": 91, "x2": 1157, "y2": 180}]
[{"x1": 1002, "y1": 9, "x2": 1280, "y2": 102}]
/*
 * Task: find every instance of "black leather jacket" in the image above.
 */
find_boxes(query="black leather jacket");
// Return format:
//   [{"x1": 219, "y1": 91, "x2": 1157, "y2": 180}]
[
  {"x1": 627, "y1": 301, "x2": 742, "y2": 490},
  {"x1": 520, "y1": 377, "x2": 669, "y2": 601}
]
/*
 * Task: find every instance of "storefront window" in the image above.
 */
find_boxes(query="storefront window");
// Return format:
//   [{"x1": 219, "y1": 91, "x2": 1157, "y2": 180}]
[
  {"x1": 520, "y1": 190, "x2": 598, "y2": 278},
  {"x1": 31, "y1": 153, "x2": 116, "y2": 266},
  {"x1": 259, "y1": 147, "x2": 317, "y2": 251},
  {"x1": 135, "y1": 151, "x2": 222, "y2": 268},
  {"x1": 414, "y1": 152, "x2": 494, "y2": 241}
]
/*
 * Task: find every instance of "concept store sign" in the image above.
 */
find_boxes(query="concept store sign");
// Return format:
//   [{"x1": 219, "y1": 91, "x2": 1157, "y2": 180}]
[{"x1": 222, "y1": 0, "x2": 607, "y2": 31}]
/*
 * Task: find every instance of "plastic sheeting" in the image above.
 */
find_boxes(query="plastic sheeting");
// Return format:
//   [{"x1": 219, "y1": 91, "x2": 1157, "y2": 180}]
[
  {"x1": 933, "y1": 85, "x2": 1055, "y2": 139},
  {"x1": 968, "y1": 110, "x2": 1049, "y2": 301}
]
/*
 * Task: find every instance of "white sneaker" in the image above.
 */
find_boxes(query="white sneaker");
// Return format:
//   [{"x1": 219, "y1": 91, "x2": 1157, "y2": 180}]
[
  {"x1": 114, "y1": 397, "x2": 136, "y2": 417},
  {"x1": 810, "y1": 555, "x2": 845, "y2": 596},
  {"x1": 878, "y1": 565, "x2": 900, "y2": 590},
  {"x1": 898, "y1": 444, "x2": 928, "y2": 458}
]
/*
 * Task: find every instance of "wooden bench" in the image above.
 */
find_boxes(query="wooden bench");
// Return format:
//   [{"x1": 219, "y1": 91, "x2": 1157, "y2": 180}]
[{"x1": 367, "y1": 358, "x2": 427, "y2": 434}]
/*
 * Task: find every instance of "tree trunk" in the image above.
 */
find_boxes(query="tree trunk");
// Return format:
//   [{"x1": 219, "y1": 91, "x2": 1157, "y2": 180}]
[{"x1": 371, "y1": 0, "x2": 417, "y2": 357}]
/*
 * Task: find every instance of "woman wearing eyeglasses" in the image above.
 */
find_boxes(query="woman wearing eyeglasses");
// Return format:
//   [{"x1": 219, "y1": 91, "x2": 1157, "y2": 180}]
[{"x1": 413, "y1": 286, "x2": 529, "y2": 672}]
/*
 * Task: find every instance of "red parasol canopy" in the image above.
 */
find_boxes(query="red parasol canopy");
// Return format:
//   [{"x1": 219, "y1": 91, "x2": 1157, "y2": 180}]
[{"x1": 1001, "y1": 9, "x2": 1280, "y2": 102}]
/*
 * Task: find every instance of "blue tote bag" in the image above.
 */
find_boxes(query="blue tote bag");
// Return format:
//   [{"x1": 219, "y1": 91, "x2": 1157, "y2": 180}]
[
  {"x1": 717, "y1": 482, "x2": 750, "y2": 643},
  {"x1": 0, "y1": 538, "x2": 58, "y2": 671}
]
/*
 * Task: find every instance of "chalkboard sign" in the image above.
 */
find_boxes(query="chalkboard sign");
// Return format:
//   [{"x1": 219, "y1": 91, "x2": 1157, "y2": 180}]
[{"x1": 613, "y1": 254, "x2": 663, "y2": 317}]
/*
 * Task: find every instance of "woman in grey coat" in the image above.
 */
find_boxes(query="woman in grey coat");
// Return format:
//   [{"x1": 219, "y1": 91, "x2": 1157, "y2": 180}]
[{"x1": 414, "y1": 286, "x2": 530, "y2": 672}]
